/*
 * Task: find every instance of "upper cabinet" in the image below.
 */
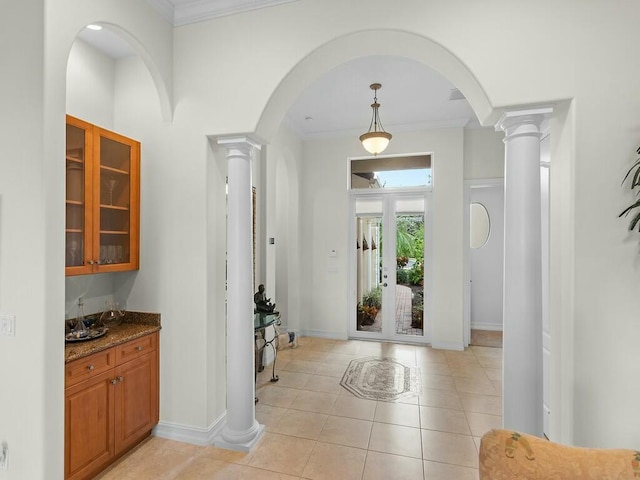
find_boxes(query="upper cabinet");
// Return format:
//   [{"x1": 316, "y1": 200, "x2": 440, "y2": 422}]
[{"x1": 66, "y1": 115, "x2": 140, "y2": 276}]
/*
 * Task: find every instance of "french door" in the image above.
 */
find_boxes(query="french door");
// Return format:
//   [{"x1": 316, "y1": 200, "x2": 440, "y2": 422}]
[{"x1": 349, "y1": 191, "x2": 430, "y2": 343}]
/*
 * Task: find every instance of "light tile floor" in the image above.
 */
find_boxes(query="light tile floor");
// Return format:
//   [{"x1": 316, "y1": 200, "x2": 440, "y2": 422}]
[{"x1": 96, "y1": 337, "x2": 502, "y2": 480}]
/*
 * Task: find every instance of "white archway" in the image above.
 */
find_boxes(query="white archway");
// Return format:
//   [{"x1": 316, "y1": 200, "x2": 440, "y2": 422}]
[
  {"x1": 69, "y1": 22, "x2": 172, "y2": 122},
  {"x1": 255, "y1": 29, "x2": 496, "y2": 143}
]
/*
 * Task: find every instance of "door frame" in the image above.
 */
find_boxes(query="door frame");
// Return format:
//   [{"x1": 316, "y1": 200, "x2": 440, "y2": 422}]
[
  {"x1": 463, "y1": 177, "x2": 504, "y2": 347},
  {"x1": 348, "y1": 188, "x2": 432, "y2": 344}
]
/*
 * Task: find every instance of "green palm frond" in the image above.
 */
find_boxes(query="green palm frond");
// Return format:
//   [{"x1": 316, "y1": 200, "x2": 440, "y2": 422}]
[{"x1": 620, "y1": 149, "x2": 640, "y2": 232}]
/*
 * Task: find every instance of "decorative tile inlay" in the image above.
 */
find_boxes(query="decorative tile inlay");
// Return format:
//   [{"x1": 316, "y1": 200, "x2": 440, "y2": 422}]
[{"x1": 340, "y1": 356, "x2": 420, "y2": 401}]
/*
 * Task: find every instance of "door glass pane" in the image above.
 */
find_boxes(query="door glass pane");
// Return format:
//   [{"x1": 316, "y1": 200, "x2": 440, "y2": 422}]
[
  {"x1": 395, "y1": 212, "x2": 424, "y2": 337},
  {"x1": 351, "y1": 154, "x2": 431, "y2": 189},
  {"x1": 66, "y1": 124, "x2": 85, "y2": 267},
  {"x1": 99, "y1": 136, "x2": 131, "y2": 265},
  {"x1": 356, "y1": 215, "x2": 383, "y2": 332}
]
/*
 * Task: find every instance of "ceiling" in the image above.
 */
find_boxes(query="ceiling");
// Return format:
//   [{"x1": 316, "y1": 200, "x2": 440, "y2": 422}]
[
  {"x1": 77, "y1": 0, "x2": 479, "y2": 139},
  {"x1": 285, "y1": 55, "x2": 477, "y2": 139}
]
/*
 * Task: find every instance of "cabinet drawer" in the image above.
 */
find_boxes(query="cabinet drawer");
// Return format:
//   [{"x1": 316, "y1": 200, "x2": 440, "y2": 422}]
[
  {"x1": 66, "y1": 348, "x2": 115, "y2": 388},
  {"x1": 115, "y1": 333, "x2": 157, "y2": 365}
]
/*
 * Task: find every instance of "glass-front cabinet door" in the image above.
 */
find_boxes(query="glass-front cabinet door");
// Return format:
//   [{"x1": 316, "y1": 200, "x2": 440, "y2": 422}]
[
  {"x1": 93, "y1": 129, "x2": 139, "y2": 273},
  {"x1": 65, "y1": 115, "x2": 140, "y2": 276},
  {"x1": 66, "y1": 117, "x2": 93, "y2": 275}
]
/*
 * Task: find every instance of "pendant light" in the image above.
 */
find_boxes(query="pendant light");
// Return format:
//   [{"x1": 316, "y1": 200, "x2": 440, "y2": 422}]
[{"x1": 359, "y1": 83, "x2": 392, "y2": 155}]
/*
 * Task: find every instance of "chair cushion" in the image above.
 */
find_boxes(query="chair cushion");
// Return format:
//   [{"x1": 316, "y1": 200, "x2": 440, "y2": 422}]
[{"x1": 479, "y1": 429, "x2": 640, "y2": 479}]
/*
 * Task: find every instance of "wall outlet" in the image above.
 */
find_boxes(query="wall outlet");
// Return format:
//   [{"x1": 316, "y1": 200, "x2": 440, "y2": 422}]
[{"x1": 0, "y1": 315, "x2": 15, "y2": 336}]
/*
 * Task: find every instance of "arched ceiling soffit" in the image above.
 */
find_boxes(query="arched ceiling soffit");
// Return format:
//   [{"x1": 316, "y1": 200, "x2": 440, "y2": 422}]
[
  {"x1": 255, "y1": 29, "x2": 496, "y2": 144},
  {"x1": 68, "y1": 22, "x2": 173, "y2": 122}
]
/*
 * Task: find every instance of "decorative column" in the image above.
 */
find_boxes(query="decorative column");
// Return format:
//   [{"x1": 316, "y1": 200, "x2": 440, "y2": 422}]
[
  {"x1": 496, "y1": 108, "x2": 551, "y2": 436},
  {"x1": 215, "y1": 137, "x2": 263, "y2": 451}
]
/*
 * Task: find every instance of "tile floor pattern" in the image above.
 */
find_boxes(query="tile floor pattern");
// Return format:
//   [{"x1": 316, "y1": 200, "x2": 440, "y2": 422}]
[{"x1": 96, "y1": 337, "x2": 502, "y2": 480}]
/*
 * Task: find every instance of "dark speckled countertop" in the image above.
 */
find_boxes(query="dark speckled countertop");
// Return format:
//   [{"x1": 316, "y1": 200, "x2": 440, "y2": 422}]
[{"x1": 65, "y1": 311, "x2": 161, "y2": 363}]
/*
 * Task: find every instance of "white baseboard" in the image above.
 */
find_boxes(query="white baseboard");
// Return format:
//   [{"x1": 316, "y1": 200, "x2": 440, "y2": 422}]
[
  {"x1": 300, "y1": 329, "x2": 347, "y2": 340},
  {"x1": 471, "y1": 322, "x2": 503, "y2": 332},
  {"x1": 153, "y1": 411, "x2": 226, "y2": 446},
  {"x1": 431, "y1": 340, "x2": 465, "y2": 351}
]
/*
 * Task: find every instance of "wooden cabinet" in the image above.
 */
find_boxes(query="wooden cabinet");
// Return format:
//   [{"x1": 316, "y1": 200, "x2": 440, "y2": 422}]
[
  {"x1": 65, "y1": 333, "x2": 159, "y2": 480},
  {"x1": 66, "y1": 115, "x2": 140, "y2": 276}
]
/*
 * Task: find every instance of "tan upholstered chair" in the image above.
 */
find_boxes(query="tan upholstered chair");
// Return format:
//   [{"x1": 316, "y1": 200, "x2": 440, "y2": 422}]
[{"x1": 479, "y1": 429, "x2": 640, "y2": 479}]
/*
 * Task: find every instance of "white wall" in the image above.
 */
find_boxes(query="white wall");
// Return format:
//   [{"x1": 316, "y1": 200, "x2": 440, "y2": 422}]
[
  {"x1": 0, "y1": 3, "x2": 59, "y2": 479},
  {"x1": 113, "y1": 54, "x2": 217, "y2": 430},
  {"x1": 66, "y1": 39, "x2": 116, "y2": 129},
  {"x1": 299, "y1": 128, "x2": 465, "y2": 347},
  {"x1": 464, "y1": 127, "x2": 504, "y2": 179},
  {"x1": 263, "y1": 124, "x2": 303, "y2": 333},
  {"x1": 1, "y1": 6, "x2": 639, "y2": 480}
]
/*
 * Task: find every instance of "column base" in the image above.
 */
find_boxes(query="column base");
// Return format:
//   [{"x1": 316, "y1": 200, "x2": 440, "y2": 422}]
[{"x1": 214, "y1": 421, "x2": 264, "y2": 452}]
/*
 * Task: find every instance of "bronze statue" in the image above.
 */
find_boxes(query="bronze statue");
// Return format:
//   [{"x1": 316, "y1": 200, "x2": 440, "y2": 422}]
[{"x1": 254, "y1": 284, "x2": 276, "y2": 313}]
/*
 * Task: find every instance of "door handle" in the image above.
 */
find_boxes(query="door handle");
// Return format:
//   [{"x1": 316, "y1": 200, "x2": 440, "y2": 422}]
[{"x1": 383, "y1": 283, "x2": 388, "y2": 287}]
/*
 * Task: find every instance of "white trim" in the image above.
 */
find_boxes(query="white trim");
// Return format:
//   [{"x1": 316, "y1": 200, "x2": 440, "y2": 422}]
[
  {"x1": 217, "y1": 136, "x2": 262, "y2": 151},
  {"x1": 466, "y1": 178, "x2": 504, "y2": 188},
  {"x1": 300, "y1": 329, "x2": 347, "y2": 340},
  {"x1": 153, "y1": 411, "x2": 227, "y2": 446},
  {"x1": 431, "y1": 340, "x2": 465, "y2": 351},
  {"x1": 496, "y1": 107, "x2": 554, "y2": 131},
  {"x1": 145, "y1": 0, "x2": 174, "y2": 23},
  {"x1": 147, "y1": 0, "x2": 302, "y2": 26},
  {"x1": 214, "y1": 425, "x2": 265, "y2": 452},
  {"x1": 470, "y1": 322, "x2": 503, "y2": 332}
]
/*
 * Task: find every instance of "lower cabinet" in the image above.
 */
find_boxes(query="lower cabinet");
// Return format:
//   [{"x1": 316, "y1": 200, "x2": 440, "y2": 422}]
[{"x1": 65, "y1": 332, "x2": 159, "y2": 480}]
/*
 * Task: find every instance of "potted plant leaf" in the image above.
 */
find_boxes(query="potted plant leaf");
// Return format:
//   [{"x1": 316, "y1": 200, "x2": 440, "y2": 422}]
[{"x1": 619, "y1": 147, "x2": 640, "y2": 231}]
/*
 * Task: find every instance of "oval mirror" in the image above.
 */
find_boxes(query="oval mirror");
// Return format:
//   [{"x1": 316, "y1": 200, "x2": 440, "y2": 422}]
[{"x1": 470, "y1": 202, "x2": 490, "y2": 249}]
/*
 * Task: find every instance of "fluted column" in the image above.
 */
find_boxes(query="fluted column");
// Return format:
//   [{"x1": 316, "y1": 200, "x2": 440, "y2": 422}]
[
  {"x1": 215, "y1": 137, "x2": 263, "y2": 451},
  {"x1": 496, "y1": 108, "x2": 551, "y2": 436}
]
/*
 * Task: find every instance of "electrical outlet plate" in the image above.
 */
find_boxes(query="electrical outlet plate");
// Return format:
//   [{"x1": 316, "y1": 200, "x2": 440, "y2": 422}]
[{"x1": 0, "y1": 315, "x2": 15, "y2": 336}]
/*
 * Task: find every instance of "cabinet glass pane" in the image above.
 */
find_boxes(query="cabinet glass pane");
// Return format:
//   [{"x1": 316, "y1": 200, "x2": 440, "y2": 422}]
[
  {"x1": 99, "y1": 136, "x2": 131, "y2": 265},
  {"x1": 66, "y1": 124, "x2": 85, "y2": 267}
]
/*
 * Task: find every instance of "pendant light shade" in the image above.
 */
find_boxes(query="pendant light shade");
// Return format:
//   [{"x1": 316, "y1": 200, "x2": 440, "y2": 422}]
[{"x1": 359, "y1": 83, "x2": 392, "y2": 155}]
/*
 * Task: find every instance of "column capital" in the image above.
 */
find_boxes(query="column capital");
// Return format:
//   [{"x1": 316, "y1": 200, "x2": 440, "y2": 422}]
[
  {"x1": 218, "y1": 136, "x2": 262, "y2": 157},
  {"x1": 496, "y1": 107, "x2": 553, "y2": 140}
]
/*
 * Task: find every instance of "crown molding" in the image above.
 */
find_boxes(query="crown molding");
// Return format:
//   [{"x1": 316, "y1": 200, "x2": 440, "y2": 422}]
[
  {"x1": 146, "y1": 0, "x2": 175, "y2": 24},
  {"x1": 147, "y1": 0, "x2": 301, "y2": 26}
]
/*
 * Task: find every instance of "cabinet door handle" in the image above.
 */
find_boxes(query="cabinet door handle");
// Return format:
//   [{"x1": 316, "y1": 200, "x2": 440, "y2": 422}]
[
  {"x1": 110, "y1": 379, "x2": 117, "y2": 385},
  {"x1": 117, "y1": 376, "x2": 124, "y2": 382},
  {"x1": 88, "y1": 260, "x2": 95, "y2": 265},
  {"x1": 136, "y1": 346, "x2": 143, "y2": 351},
  {"x1": 87, "y1": 365, "x2": 95, "y2": 371}
]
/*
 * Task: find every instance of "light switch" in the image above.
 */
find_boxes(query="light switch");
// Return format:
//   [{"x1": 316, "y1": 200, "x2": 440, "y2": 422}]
[{"x1": 0, "y1": 315, "x2": 15, "y2": 336}]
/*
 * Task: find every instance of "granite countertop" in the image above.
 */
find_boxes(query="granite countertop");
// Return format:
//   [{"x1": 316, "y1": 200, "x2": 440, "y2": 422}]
[{"x1": 65, "y1": 311, "x2": 161, "y2": 363}]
